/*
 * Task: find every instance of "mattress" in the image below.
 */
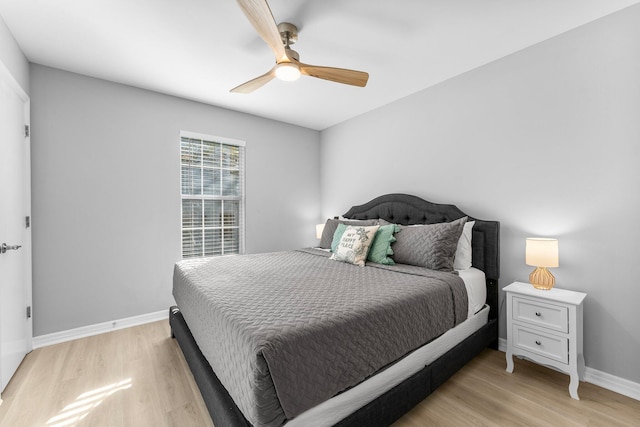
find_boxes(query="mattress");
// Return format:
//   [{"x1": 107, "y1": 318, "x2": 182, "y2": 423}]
[
  {"x1": 173, "y1": 249, "x2": 470, "y2": 427},
  {"x1": 459, "y1": 267, "x2": 487, "y2": 317}
]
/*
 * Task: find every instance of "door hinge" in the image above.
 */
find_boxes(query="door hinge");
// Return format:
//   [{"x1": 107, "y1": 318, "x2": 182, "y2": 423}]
[
  {"x1": 25, "y1": 216, "x2": 30, "y2": 228},
  {"x1": 24, "y1": 124, "x2": 30, "y2": 137},
  {"x1": 27, "y1": 306, "x2": 32, "y2": 319}
]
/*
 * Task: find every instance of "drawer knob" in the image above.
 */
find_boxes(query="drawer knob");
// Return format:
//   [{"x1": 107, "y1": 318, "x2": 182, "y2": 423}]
[
  {"x1": 535, "y1": 312, "x2": 541, "y2": 316},
  {"x1": 535, "y1": 340, "x2": 541, "y2": 345}
]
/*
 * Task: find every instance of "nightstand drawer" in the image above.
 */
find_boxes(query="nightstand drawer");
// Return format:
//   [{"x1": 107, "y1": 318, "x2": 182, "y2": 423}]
[
  {"x1": 512, "y1": 296, "x2": 568, "y2": 333},
  {"x1": 513, "y1": 324, "x2": 568, "y2": 364}
]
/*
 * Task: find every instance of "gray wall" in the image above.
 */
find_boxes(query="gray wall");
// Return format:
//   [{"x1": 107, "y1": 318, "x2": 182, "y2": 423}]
[
  {"x1": 0, "y1": 14, "x2": 28, "y2": 93},
  {"x1": 30, "y1": 64, "x2": 320, "y2": 336},
  {"x1": 320, "y1": 5, "x2": 640, "y2": 383}
]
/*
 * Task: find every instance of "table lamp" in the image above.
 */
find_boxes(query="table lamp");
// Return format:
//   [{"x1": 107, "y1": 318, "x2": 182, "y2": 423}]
[{"x1": 526, "y1": 238, "x2": 559, "y2": 290}]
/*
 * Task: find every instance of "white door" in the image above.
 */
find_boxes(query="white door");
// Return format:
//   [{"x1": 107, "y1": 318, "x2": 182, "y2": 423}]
[{"x1": 0, "y1": 64, "x2": 32, "y2": 396}]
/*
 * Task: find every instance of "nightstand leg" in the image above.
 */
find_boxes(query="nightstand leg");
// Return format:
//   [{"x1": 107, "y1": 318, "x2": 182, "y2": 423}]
[
  {"x1": 569, "y1": 371, "x2": 580, "y2": 400},
  {"x1": 578, "y1": 354, "x2": 586, "y2": 381},
  {"x1": 506, "y1": 349, "x2": 514, "y2": 373}
]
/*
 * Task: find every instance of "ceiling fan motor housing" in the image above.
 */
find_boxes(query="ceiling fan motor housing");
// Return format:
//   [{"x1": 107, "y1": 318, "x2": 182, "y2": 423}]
[{"x1": 277, "y1": 22, "x2": 298, "y2": 46}]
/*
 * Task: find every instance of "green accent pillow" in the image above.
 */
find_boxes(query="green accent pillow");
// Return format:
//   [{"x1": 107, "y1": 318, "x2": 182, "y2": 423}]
[
  {"x1": 330, "y1": 223, "x2": 349, "y2": 252},
  {"x1": 367, "y1": 224, "x2": 400, "y2": 265}
]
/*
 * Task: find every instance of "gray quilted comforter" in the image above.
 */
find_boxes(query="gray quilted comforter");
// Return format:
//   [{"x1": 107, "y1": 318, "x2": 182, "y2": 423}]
[{"x1": 172, "y1": 248, "x2": 468, "y2": 427}]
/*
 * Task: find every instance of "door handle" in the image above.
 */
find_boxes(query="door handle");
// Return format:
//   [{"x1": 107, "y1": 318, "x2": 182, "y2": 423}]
[{"x1": 1, "y1": 243, "x2": 22, "y2": 254}]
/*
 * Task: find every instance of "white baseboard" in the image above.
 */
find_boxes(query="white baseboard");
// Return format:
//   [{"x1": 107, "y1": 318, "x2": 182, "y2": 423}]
[
  {"x1": 32, "y1": 310, "x2": 169, "y2": 349},
  {"x1": 497, "y1": 338, "x2": 640, "y2": 401},
  {"x1": 583, "y1": 366, "x2": 640, "y2": 401}
]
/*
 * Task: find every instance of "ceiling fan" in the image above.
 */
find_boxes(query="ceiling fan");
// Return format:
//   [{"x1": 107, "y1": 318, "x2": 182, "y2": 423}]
[{"x1": 230, "y1": 0, "x2": 369, "y2": 93}]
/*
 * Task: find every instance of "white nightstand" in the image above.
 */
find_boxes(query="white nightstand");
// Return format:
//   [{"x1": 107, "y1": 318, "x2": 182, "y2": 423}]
[{"x1": 504, "y1": 281, "x2": 587, "y2": 399}]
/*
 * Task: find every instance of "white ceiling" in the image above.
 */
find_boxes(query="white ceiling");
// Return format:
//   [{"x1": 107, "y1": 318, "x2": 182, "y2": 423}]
[{"x1": 1, "y1": 0, "x2": 638, "y2": 130}]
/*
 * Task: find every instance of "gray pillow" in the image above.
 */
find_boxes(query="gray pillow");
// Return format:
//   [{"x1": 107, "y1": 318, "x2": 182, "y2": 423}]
[
  {"x1": 392, "y1": 217, "x2": 467, "y2": 271},
  {"x1": 318, "y1": 218, "x2": 379, "y2": 249}
]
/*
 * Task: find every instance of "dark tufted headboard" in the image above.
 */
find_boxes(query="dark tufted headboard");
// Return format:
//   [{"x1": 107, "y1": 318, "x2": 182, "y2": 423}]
[{"x1": 343, "y1": 194, "x2": 500, "y2": 319}]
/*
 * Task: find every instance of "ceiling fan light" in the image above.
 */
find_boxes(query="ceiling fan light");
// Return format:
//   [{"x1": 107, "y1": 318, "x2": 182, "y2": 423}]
[{"x1": 275, "y1": 62, "x2": 301, "y2": 81}]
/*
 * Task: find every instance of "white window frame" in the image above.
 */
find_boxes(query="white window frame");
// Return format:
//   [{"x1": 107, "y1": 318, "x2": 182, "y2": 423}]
[{"x1": 180, "y1": 130, "x2": 246, "y2": 258}]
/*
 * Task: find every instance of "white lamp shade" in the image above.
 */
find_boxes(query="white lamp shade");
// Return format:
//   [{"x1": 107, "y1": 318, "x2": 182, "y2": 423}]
[
  {"x1": 275, "y1": 62, "x2": 301, "y2": 81},
  {"x1": 526, "y1": 238, "x2": 559, "y2": 268},
  {"x1": 316, "y1": 223, "x2": 325, "y2": 240}
]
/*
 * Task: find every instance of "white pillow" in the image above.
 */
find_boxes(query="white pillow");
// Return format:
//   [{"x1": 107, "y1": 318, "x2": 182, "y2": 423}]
[
  {"x1": 454, "y1": 221, "x2": 475, "y2": 270},
  {"x1": 330, "y1": 225, "x2": 380, "y2": 267}
]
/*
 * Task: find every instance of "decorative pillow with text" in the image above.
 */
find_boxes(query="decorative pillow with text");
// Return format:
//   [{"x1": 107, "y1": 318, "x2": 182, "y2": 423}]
[{"x1": 330, "y1": 225, "x2": 380, "y2": 267}]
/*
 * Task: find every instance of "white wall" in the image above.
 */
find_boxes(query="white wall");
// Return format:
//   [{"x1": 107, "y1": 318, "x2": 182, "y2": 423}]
[
  {"x1": 320, "y1": 5, "x2": 640, "y2": 383},
  {"x1": 30, "y1": 64, "x2": 320, "y2": 336},
  {"x1": 0, "y1": 14, "x2": 28, "y2": 93}
]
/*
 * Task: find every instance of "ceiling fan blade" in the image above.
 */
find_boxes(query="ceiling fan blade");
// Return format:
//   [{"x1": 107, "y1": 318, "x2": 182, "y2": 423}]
[
  {"x1": 298, "y1": 62, "x2": 369, "y2": 87},
  {"x1": 235, "y1": 0, "x2": 286, "y2": 60},
  {"x1": 230, "y1": 67, "x2": 276, "y2": 93}
]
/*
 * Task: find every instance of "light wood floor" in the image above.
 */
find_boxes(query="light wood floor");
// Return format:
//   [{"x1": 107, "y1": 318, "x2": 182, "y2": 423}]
[
  {"x1": 1, "y1": 321, "x2": 638, "y2": 427},
  {"x1": 0, "y1": 320, "x2": 213, "y2": 427}
]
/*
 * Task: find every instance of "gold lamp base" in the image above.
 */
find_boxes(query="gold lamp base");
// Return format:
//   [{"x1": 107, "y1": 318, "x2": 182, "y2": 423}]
[{"x1": 529, "y1": 267, "x2": 555, "y2": 290}]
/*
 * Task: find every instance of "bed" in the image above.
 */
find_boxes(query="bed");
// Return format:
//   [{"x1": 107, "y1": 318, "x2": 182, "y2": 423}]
[{"x1": 170, "y1": 193, "x2": 500, "y2": 427}]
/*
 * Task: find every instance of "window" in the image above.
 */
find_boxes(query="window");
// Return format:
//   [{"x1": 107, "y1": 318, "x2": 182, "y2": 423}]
[{"x1": 180, "y1": 131, "x2": 245, "y2": 258}]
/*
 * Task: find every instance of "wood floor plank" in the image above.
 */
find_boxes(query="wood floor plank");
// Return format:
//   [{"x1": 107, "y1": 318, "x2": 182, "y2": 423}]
[{"x1": 1, "y1": 320, "x2": 638, "y2": 427}]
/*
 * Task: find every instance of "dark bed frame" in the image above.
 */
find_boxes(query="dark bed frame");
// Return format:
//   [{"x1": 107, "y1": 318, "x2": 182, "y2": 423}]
[{"x1": 170, "y1": 193, "x2": 500, "y2": 427}]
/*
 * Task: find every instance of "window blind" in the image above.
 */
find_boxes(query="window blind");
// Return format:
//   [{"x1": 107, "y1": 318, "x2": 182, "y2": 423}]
[{"x1": 180, "y1": 131, "x2": 245, "y2": 258}]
